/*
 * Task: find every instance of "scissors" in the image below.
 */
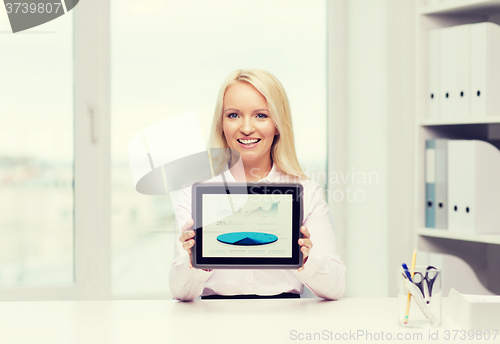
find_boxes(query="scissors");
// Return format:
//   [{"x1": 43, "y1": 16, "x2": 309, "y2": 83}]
[{"x1": 412, "y1": 266, "x2": 438, "y2": 304}]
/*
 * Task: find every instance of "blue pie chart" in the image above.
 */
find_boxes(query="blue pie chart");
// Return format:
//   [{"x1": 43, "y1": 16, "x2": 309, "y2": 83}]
[{"x1": 217, "y1": 232, "x2": 278, "y2": 246}]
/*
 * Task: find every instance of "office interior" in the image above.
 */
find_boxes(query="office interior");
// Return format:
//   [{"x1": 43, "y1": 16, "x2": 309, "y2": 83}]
[{"x1": 1, "y1": 0, "x2": 500, "y2": 304}]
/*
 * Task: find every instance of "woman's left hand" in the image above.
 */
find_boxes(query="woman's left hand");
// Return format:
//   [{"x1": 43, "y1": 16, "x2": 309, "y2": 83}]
[{"x1": 297, "y1": 226, "x2": 312, "y2": 272}]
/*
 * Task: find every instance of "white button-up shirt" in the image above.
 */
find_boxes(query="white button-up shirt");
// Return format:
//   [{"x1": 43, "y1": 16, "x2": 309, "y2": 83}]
[{"x1": 169, "y1": 164, "x2": 346, "y2": 301}]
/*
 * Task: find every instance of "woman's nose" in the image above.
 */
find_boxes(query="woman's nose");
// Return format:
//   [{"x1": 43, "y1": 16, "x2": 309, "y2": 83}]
[{"x1": 239, "y1": 118, "x2": 255, "y2": 135}]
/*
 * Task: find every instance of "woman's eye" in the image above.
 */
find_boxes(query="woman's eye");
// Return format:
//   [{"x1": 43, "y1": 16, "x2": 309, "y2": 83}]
[
  {"x1": 256, "y1": 113, "x2": 268, "y2": 119},
  {"x1": 227, "y1": 113, "x2": 239, "y2": 119}
]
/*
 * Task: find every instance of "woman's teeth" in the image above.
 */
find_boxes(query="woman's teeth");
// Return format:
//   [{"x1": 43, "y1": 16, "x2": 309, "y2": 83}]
[{"x1": 238, "y1": 139, "x2": 260, "y2": 145}]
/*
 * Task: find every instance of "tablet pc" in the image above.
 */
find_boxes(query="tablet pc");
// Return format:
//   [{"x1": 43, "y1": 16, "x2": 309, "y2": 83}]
[{"x1": 191, "y1": 182, "x2": 304, "y2": 269}]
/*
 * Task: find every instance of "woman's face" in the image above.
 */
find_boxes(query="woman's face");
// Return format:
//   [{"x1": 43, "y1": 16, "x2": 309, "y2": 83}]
[{"x1": 222, "y1": 82, "x2": 279, "y2": 165}]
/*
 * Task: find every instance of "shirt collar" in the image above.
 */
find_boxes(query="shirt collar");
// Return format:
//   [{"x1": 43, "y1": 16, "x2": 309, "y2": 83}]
[
  {"x1": 223, "y1": 163, "x2": 281, "y2": 183},
  {"x1": 262, "y1": 163, "x2": 281, "y2": 182}
]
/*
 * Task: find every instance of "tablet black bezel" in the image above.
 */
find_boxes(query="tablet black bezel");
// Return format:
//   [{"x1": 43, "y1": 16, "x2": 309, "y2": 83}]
[{"x1": 191, "y1": 182, "x2": 303, "y2": 269}]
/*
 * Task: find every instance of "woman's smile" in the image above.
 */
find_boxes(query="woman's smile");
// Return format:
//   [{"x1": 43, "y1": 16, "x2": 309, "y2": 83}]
[{"x1": 237, "y1": 137, "x2": 261, "y2": 148}]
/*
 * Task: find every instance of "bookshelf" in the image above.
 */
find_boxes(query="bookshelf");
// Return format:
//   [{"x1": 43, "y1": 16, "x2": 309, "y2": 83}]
[
  {"x1": 418, "y1": 228, "x2": 500, "y2": 245},
  {"x1": 414, "y1": 0, "x2": 500, "y2": 295},
  {"x1": 419, "y1": 116, "x2": 500, "y2": 126}
]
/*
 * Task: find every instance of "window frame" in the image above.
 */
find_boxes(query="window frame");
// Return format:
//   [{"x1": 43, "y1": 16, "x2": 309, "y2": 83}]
[{"x1": 0, "y1": 0, "x2": 111, "y2": 301}]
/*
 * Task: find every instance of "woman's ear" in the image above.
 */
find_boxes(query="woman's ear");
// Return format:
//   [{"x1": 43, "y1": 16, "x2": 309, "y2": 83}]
[{"x1": 274, "y1": 127, "x2": 279, "y2": 136}]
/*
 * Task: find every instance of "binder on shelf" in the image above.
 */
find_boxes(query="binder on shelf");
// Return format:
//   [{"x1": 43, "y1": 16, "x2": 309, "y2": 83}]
[
  {"x1": 425, "y1": 139, "x2": 448, "y2": 229},
  {"x1": 454, "y1": 25, "x2": 471, "y2": 119},
  {"x1": 427, "y1": 29, "x2": 440, "y2": 119},
  {"x1": 425, "y1": 140, "x2": 436, "y2": 228},
  {"x1": 435, "y1": 140, "x2": 448, "y2": 229},
  {"x1": 448, "y1": 140, "x2": 500, "y2": 234},
  {"x1": 470, "y1": 22, "x2": 500, "y2": 118},
  {"x1": 439, "y1": 26, "x2": 454, "y2": 119},
  {"x1": 439, "y1": 25, "x2": 471, "y2": 119}
]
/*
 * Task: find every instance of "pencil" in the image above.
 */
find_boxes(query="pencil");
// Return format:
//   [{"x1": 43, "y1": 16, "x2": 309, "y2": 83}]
[{"x1": 404, "y1": 248, "x2": 417, "y2": 324}]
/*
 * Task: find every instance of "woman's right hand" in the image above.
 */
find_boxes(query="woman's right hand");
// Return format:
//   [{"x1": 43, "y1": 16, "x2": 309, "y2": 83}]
[{"x1": 179, "y1": 219, "x2": 195, "y2": 268}]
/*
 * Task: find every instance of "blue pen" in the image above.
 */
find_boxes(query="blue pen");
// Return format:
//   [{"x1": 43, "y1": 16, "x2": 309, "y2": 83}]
[{"x1": 402, "y1": 263, "x2": 413, "y2": 282}]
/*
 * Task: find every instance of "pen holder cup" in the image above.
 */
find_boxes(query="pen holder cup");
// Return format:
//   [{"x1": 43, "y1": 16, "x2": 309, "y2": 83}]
[{"x1": 398, "y1": 266, "x2": 442, "y2": 328}]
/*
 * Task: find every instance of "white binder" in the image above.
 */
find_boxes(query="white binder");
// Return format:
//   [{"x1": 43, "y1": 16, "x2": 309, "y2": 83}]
[
  {"x1": 439, "y1": 26, "x2": 454, "y2": 119},
  {"x1": 435, "y1": 140, "x2": 448, "y2": 229},
  {"x1": 425, "y1": 139, "x2": 448, "y2": 229},
  {"x1": 448, "y1": 140, "x2": 500, "y2": 234},
  {"x1": 425, "y1": 140, "x2": 436, "y2": 228},
  {"x1": 448, "y1": 140, "x2": 474, "y2": 232},
  {"x1": 454, "y1": 25, "x2": 471, "y2": 119},
  {"x1": 427, "y1": 29, "x2": 440, "y2": 119},
  {"x1": 440, "y1": 25, "x2": 471, "y2": 119},
  {"x1": 470, "y1": 22, "x2": 500, "y2": 118}
]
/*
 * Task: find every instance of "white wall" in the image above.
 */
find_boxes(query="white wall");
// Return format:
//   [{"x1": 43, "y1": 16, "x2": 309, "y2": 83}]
[
  {"x1": 328, "y1": 0, "x2": 415, "y2": 297},
  {"x1": 386, "y1": 0, "x2": 416, "y2": 297}
]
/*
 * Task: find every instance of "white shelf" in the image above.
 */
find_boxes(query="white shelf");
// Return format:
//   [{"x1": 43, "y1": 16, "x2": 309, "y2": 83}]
[
  {"x1": 420, "y1": 0, "x2": 500, "y2": 15},
  {"x1": 418, "y1": 228, "x2": 500, "y2": 244},
  {"x1": 419, "y1": 116, "x2": 500, "y2": 126}
]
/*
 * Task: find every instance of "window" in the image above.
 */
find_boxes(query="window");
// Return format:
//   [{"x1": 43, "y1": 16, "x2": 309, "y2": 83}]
[{"x1": 0, "y1": 9, "x2": 74, "y2": 288}]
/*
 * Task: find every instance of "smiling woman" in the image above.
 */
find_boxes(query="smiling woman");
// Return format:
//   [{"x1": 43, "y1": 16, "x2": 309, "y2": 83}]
[{"x1": 169, "y1": 69, "x2": 346, "y2": 301}]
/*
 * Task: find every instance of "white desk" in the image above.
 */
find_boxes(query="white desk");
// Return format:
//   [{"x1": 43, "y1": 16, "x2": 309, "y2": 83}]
[{"x1": 0, "y1": 298, "x2": 495, "y2": 344}]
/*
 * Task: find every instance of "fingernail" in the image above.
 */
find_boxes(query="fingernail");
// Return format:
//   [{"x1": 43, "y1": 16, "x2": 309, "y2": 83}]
[
  {"x1": 299, "y1": 239, "x2": 303, "y2": 244},
  {"x1": 190, "y1": 240, "x2": 194, "y2": 245}
]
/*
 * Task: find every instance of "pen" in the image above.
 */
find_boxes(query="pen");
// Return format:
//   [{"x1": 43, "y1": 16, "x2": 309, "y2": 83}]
[
  {"x1": 403, "y1": 248, "x2": 417, "y2": 325},
  {"x1": 402, "y1": 263, "x2": 413, "y2": 282}
]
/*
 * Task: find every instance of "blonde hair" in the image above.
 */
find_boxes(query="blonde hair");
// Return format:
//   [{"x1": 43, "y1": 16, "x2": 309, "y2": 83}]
[{"x1": 208, "y1": 69, "x2": 308, "y2": 180}]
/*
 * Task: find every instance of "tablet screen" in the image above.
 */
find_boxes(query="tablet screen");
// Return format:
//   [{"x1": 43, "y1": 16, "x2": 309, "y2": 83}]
[
  {"x1": 192, "y1": 182, "x2": 303, "y2": 269},
  {"x1": 202, "y1": 194, "x2": 293, "y2": 258}
]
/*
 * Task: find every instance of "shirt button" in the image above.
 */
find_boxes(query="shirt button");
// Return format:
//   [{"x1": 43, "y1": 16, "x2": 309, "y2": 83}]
[{"x1": 247, "y1": 280, "x2": 252, "y2": 285}]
